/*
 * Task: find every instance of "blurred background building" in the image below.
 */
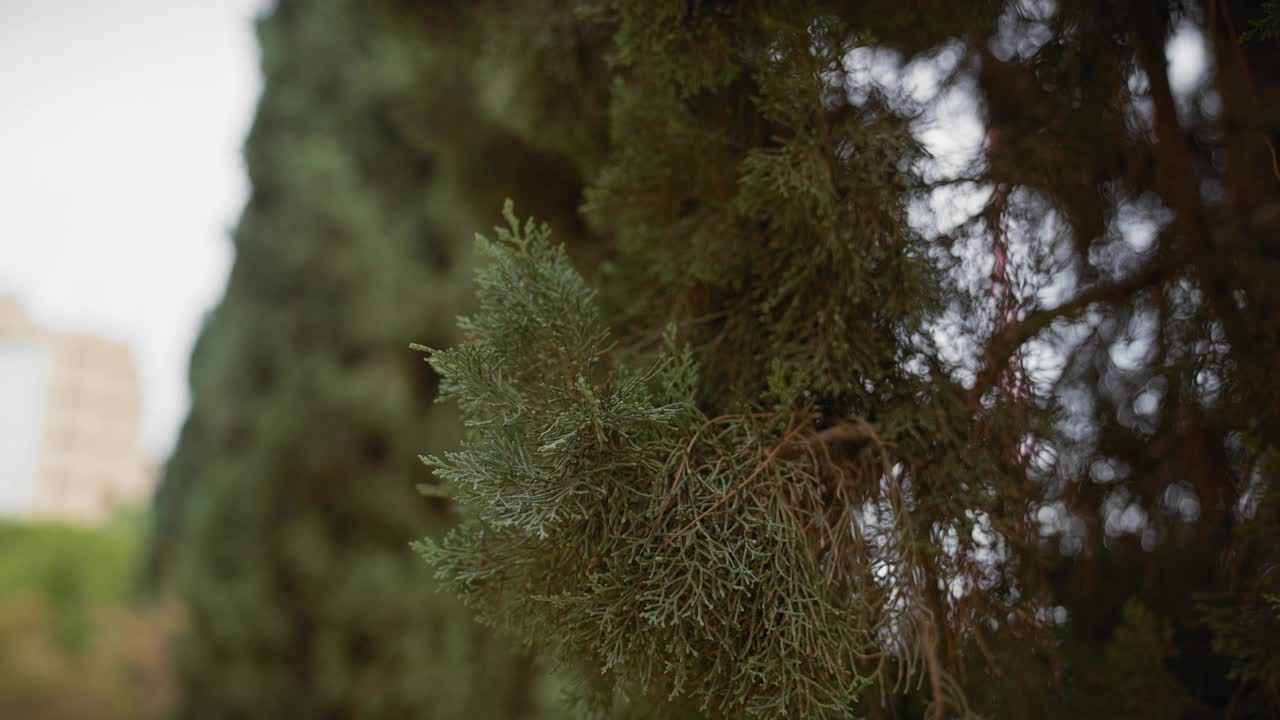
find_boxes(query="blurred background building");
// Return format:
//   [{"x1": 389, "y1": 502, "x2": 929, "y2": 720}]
[{"x1": 0, "y1": 293, "x2": 153, "y2": 523}]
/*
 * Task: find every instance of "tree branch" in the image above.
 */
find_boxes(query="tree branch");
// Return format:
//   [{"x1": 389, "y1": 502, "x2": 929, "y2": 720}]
[{"x1": 967, "y1": 252, "x2": 1186, "y2": 407}]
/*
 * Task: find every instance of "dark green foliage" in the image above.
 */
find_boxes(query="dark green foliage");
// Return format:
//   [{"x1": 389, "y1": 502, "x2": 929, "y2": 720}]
[
  {"x1": 146, "y1": 1, "x2": 588, "y2": 718},
  {"x1": 419, "y1": 5, "x2": 1029, "y2": 718},
  {"x1": 418, "y1": 202, "x2": 949, "y2": 718},
  {"x1": 1242, "y1": 1, "x2": 1280, "y2": 42},
  {"x1": 419, "y1": 1, "x2": 1280, "y2": 718},
  {"x1": 146, "y1": 0, "x2": 1280, "y2": 716}
]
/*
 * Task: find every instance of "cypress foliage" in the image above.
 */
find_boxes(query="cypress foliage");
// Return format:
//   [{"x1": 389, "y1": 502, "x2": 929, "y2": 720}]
[
  {"x1": 147, "y1": 1, "x2": 587, "y2": 717},
  {"x1": 419, "y1": 5, "x2": 1027, "y2": 718},
  {"x1": 419, "y1": 1, "x2": 1280, "y2": 718}
]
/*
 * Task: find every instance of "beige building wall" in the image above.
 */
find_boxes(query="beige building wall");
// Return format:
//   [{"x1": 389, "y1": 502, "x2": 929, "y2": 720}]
[{"x1": 0, "y1": 294, "x2": 153, "y2": 524}]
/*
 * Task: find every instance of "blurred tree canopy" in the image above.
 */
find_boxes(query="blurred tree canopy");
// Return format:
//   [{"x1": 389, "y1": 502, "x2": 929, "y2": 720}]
[
  {"x1": 145, "y1": 1, "x2": 588, "y2": 718},
  {"x1": 152, "y1": 0, "x2": 1280, "y2": 718}
]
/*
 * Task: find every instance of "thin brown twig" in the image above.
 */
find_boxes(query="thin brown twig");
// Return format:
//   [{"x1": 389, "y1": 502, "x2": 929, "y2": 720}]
[
  {"x1": 966, "y1": 251, "x2": 1187, "y2": 407},
  {"x1": 649, "y1": 412, "x2": 785, "y2": 538},
  {"x1": 779, "y1": 416, "x2": 889, "y2": 459},
  {"x1": 970, "y1": 621, "x2": 1002, "y2": 679},
  {"x1": 660, "y1": 415, "x2": 812, "y2": 551},
  {"x1": 924, "y1": 622, "x2": 946, "y2": 720}
]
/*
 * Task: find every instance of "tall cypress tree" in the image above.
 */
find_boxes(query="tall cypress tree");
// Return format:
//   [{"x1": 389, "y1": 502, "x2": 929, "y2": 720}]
[
  {"x1": 147, "y1": 1, "x2": 588, "y2": 717},
  {"x1": 420, "y1": 2, "x2": 1280, "y2": 718}
]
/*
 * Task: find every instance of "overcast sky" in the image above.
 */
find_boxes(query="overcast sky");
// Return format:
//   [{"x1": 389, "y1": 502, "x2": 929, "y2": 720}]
[{"x1": 0, "y1": 0, "x2": 269, "y2": 457}]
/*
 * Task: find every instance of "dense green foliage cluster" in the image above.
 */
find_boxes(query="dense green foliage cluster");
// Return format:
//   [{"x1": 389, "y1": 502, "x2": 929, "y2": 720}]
[
  {"x1": 419, "y1": 205, "x2": 956, "y2": 718},
  {"x1": 417, "y1": 1, "x2": 1280, "y2": 718},
  {"x1": 147, "y1": 1, "x2": 586, "y2": 718},
  {"x1": 151, "y1": 0, "x2": 1280, "y2": 717}
]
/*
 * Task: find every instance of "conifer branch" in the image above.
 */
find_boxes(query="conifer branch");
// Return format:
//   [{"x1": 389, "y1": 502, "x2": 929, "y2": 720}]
[{"x1": 967, "y1": 253, "x2": 1187, "y2": 406}]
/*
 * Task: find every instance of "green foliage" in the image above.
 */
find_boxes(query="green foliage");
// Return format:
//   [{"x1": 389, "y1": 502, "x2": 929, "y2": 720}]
[
  {"x1": 1201, "y1": 590, "x2": 1280, "y2": 711},
  {"x1": 1241, "y1": 1, "x2": 1280, "y2": 43},
  {"x1": 0, "y1": 514, "x2": 177, "y2": 720},
  {"x1": 416, "y1": 4, "x2": 1030, "y2": 717},
  {"x1": 1091, "y1": 602, "x2": 1188, "y2": 719},
  {"x1": 583, "y1": 6, "x2": 940, "y2": 409},
  {"x1": 139, "y1": 0, "x2": 1280, "y2": 715},
  {"x1": 0, "y1": 514, "x2": 140, "y2": 610},
  {"x1": 418, "y1": 207, "x2": 894, "y2": 718},
  {"x1": 417, "y1": 0, "x2": 1280, "y2": 718},
  {"x1": 147, "y1": 1, "x2": 589, "y2": 718}
]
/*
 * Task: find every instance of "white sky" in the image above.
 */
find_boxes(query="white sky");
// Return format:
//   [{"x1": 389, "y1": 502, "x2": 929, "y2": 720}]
[{"x1": 0, "y1": 0, "x2": 269, "y2": 458}]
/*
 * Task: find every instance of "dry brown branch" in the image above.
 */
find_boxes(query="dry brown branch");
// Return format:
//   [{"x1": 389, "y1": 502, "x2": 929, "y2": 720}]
[{"x1": 924, "y1": 622, "x2": 945, "y2": 720}]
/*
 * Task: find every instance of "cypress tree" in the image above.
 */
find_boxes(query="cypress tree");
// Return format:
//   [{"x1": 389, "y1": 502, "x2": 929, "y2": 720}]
[
  {"x1": 419, "y1": 2, "x2": 1280, "y2": 718},
  {"x1": 147, "y1": 1, "x2": 588, "y2": 717}
]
